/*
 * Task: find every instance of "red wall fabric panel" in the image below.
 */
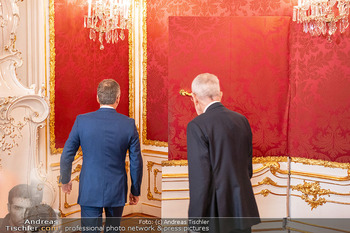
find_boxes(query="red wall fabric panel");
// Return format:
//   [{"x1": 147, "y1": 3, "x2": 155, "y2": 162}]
[
  {"x1": 146, "y1": 0, "x2": 292, "y2": 142},
  {"x1": 149, "y1": 0, "x2": 350, "y2": 162},
  {"x1": 288, "y1": 24, "x2": 350, "y2": 162},
  {"x1": 168, "y1": 16, "x2": 290, "y2": 160},
  {"x1": 54, "y1": 0, "x2": 129, "y2": 149}
]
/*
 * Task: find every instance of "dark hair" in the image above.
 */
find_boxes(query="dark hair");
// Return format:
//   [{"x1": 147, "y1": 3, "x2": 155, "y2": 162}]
[
  {"x1": 97, "y1": 79, "x2": 120, "y2": 105},
  {"x1": 25, "y1": 204, "x2": 57, "y2": 229},
  {"x1": 8, "y1": 184, "x2": 31, "y2": 204}
]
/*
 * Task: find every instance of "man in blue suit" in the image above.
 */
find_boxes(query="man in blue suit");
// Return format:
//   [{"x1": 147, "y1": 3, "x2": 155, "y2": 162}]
[{"x1": 60, "y1": 79, "x2": 143, "y2": 233}]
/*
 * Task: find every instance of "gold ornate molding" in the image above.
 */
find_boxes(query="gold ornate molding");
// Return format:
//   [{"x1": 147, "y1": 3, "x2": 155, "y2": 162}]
[
  {"x1": 154, "y1": 168, "x2": 161, "y2": 194},
  {"x1": 253, "y1": 161, "x2": 283, "y2": 174},
  {"x1": 253, "y1": 156, "x2": 289, "y2": 164},
  {"x1": 0, "y1": 95, "x2": 47, "y2": 164},
  {"x1": 49, "y1": 0, "x2": 59, "y2": 155},
  {"x1": 161, "y1": 160, "x2": 188, "y2": 167},
  {"x1": 146, "y1": 161, "x2": 162, "y2": 201},
  {"x1": 128, "y1": 0, "x2": 135, "y2": 119},
  {"x1": 291, "y1": 157, "x2": 350, "y2": 170},
  {"x1": 163, "y1": 189, "x2": 189, "y2": 192},
  {"x1": 153, "y1": 156, "x2": 350, "y2": 171},
  {"x1": 255, "y1": 189, "x2": 287, "y2": 197},
  {"x1": 141, "y1": 0, "x2": 167, "y2": 147},
  {"x1": 253, "y1": 157, "x2": 350, "y2": 181},
  {"x1": 0, "y1": 97, "x2": 27, "y2": 158},
  {"x1": 162, "y1": 173, "x2": 188, "y2": 178},
  {"x1": 71, "y1": 164, "x2": 81, "y2": 174},
  {"x1": 252, "y1": 160, "x2": 350, "y2": 209},
  {"x1": 282, "y1": 167, "x2": 349, "y2": 182},
  {"x1": 159, "y1": 157, "x2": 350, "y2": 183},
  {"x1": 253, "y1": 177, "x2": 287, "y2": 188},
  {"x1": 142, "y1": 149, "x2": 168, "y2": 156},
  {"x1": 291, "y1": 181, "x2": 350, "y2": 210},
  {"x1": 291, "y1": 181, "x2": 329, "y2": 210},
  {"x1": 160, "y1": 157, "x2": 287, "y2": 167}
]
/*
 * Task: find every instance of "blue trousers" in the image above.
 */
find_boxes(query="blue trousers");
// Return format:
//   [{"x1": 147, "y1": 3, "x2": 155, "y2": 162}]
[{"x1": 80, "y1": 205, "x2": 124, "y2": 233}]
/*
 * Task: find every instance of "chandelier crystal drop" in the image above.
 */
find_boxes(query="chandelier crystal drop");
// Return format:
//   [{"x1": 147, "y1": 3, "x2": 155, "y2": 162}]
[
  {"x1": 293, "y1": 0, "x2": 350, "y2": 40},
  {"x1": 84, "y1": 0, "x2": 130, "y2": 50}
]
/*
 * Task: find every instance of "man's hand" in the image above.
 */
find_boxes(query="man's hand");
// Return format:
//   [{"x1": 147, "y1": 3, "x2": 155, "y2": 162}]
[
  {"x1": 129, "y1": 193, "x2": 139, "y2": 205},
  {"x1": 62, "y1": 181, "x2": 72, "y2": 194}
]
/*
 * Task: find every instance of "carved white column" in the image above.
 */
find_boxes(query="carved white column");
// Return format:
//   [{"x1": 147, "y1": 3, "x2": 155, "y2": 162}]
[{"x1": 0, "y1": 0, "x2": 51, "y2": 217}]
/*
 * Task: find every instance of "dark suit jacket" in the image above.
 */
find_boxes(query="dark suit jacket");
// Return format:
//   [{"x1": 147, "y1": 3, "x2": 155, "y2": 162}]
[
  {"x1": 187, "y1": 102, "x2": 260, "y2": 231},
  {"x1": 60, "y1": 108, "x2": 143, "y2": 207}
]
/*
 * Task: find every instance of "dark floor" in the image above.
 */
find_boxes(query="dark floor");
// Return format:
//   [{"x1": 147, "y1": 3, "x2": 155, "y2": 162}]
[{"x1": 120, "y1": 213, "x2": 160, "y2": 233}]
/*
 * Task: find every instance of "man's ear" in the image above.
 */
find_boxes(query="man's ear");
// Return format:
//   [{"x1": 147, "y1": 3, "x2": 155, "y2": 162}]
[
  {"x1": 97, "y1": 95, "x2": 100, "y2": 104},
  {"x1": 192, "y1": 93, "x2": 199, "y2": 104},
  {"x1": 116, "y1": 95, "x2": 120, "y2": 105}
]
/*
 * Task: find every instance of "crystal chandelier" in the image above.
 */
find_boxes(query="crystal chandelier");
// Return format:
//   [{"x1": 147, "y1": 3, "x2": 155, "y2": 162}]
[
  {"x1": 293, "y1": 0, "x2": 350, "y2": 40},
  {"x1": 84, "y1": 0, "x2": 130, "y2": 50}
]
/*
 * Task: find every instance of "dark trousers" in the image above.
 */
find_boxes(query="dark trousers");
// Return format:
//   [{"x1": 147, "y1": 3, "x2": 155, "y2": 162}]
[{"x1": 80, "y1": 205, "x2": 124, "y2": 233}]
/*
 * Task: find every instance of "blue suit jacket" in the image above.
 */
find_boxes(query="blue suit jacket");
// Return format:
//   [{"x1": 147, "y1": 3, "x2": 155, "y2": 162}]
[{"x1": 59, "y1": 108, "x2": 143, "y2": 207}]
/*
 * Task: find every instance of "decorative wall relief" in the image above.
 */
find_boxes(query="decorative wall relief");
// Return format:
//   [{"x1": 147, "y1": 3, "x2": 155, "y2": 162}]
[
  {"x1": 0, "y1": 97, "x2": 26, "y2": 159},
  {"x1": 147, "y1": 161, "x2": 162, "y2": 201},
  {"x1": 0, "y1": 0, "x2": 34, "y2": 96},
  {"x1": 0, "y1": 0, "x2": 51, "y2": 215}
]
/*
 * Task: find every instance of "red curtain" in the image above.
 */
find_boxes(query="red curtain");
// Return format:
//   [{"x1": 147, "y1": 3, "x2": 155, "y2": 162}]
[
  {"x1": 168, "y1": 16, "x2": 290, "y2": 160},
  {"x1": 53, "y1": 0, "x2": 129, "y2": 149}
]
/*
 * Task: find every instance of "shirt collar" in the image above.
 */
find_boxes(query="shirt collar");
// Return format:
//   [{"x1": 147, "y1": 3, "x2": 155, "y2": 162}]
[
  {"x1": 203, "y1": 101, "x2": 220, "y2": 113},
  {"x1": 100, "y1": 105, "x2": 115, "y2": 109}
]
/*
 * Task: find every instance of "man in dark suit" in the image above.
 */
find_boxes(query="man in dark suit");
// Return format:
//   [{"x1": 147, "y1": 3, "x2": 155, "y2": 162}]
[
  {"x1": 187, "y1": 73, "x2": 260, "y2": 233},
  {"x1": 60, "y1": 79, "x2": 143, "y2": 233}
]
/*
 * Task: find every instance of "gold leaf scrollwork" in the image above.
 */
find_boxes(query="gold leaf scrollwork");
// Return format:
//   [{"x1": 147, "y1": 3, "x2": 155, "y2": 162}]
[
  {"x1": 0, "y1": 119, "x2": 26, "y2": 155},
  {"x1": 0, "y1": 97, "x2": 27, "y2": 160},
  {"x1": 265, "y1": 162, "x2": 281, "y2": 175},
  {"x1": 291, "y1": 181, "x2": 330, "y2": 210},
  {"x1": 260, "y1": 189, "x2": 272, "y2": 197},
  {"x1": 257, "y1": 177, "x2": 279, "y2": 187}
]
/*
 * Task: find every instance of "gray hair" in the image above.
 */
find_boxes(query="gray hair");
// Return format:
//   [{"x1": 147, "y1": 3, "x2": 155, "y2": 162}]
[
  {"x1": 191, "y1": 73, "x2": 221, "y2": 100},
  {"x1": 97, "y1": 79, "x2": 120, "y2": 105}
]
